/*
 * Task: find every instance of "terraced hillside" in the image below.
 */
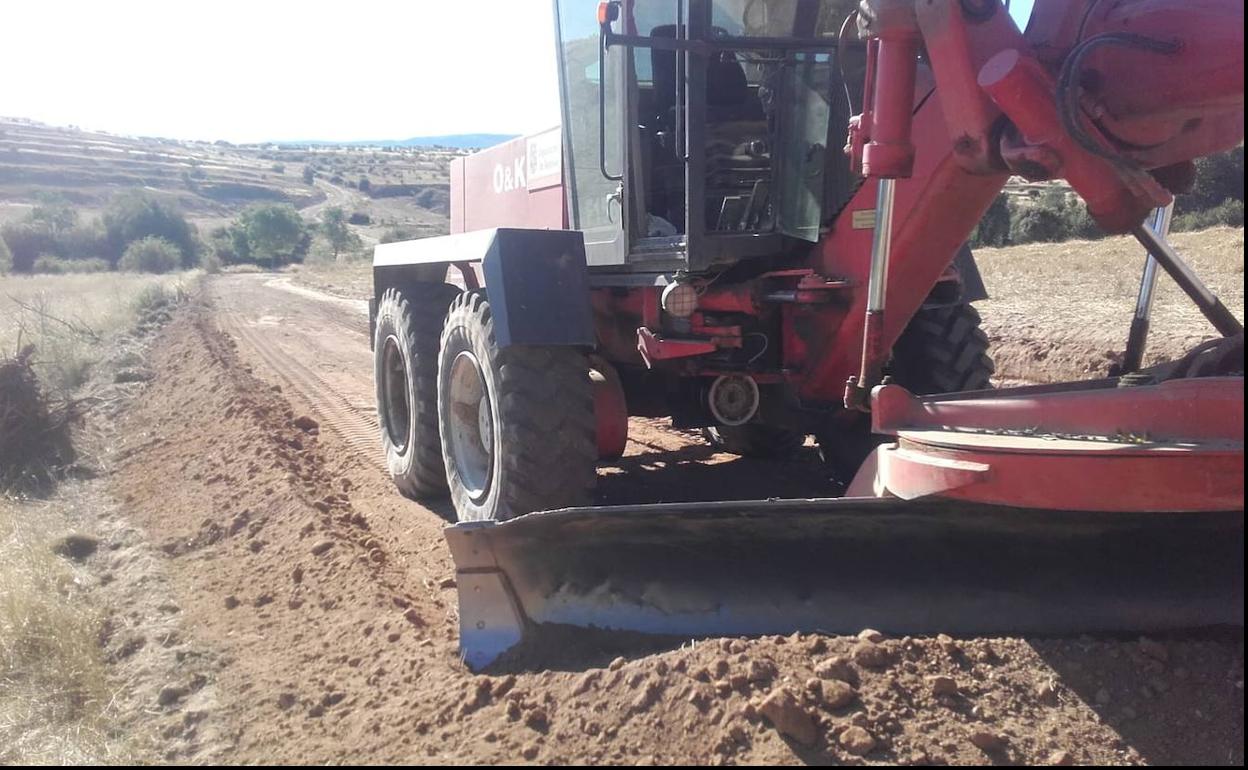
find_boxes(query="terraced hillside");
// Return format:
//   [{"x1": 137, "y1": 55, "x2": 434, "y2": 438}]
[{"x1": 0, "y1": 117, "x2": 456, "y2": 241}]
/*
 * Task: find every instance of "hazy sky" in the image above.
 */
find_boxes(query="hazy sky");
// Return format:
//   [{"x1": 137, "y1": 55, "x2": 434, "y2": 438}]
[{"x1": 1, "y1": 0, "x2": 1035, "y2": 143}]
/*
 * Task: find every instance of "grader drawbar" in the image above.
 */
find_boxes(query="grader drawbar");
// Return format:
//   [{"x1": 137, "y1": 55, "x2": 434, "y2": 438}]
[{"x1": 371, "y1": 0, "x2": 1245, "y2": 669}]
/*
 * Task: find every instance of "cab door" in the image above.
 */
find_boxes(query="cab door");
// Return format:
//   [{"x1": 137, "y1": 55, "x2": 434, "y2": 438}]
[{"x1": 554, "y1": 0, "x2": 628, "y2": 266}]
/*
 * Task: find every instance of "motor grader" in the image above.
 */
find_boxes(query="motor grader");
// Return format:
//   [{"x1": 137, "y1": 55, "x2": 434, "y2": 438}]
[{"x1": 372, "y1": 0, "x2": 1245, "y2": 668}]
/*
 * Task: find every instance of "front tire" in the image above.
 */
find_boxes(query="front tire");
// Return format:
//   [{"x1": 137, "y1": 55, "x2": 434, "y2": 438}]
[
  {"x1": 817, "y1": 303, "x2": 994, "y2": 481},
  {"x1": 702, "y1": 424, "x2": 806, "y2": 459},
  {"x1": 374, "y1": 283, "x2": 459, "y2": 499},
  {"x1": 437, "y1": 290, "x2": 597, "y2": 522}
]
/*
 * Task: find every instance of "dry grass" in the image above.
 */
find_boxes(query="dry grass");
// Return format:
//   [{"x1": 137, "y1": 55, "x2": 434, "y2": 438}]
[
  {"x1": 0, "y1": 272, "x2": 197, "y2": 396},
  {"x1": 291, "y1": 258, "x2": 372, "y2": 300},
  {"x1": 0, "y1": 272, "x2": 195, "y2": 764},
  {"x1": 976, "y1": 226, "x2": 1245, "y2": 381},
  {"x1": 0, "y1": 499, "x2": 130, "y2": 764}
]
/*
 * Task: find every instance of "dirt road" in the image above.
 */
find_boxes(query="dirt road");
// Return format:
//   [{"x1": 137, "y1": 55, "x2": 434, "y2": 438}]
[{"x1": 103, "y1": 275, "x2": 1243, "y2": 764}]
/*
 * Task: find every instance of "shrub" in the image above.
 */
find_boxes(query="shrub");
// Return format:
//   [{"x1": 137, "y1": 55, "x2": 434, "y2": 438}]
[
  {"x1": 1, "y1": 223, "x2": 59, "y2": 273},
  {"x1": 102, "y1": 193, "x2": 197, "y2": 267},
  {"x1": 271, "y1": 163, "x2": 286, "y2": 173},
  {"x1": 347, "y1": 211, "x2": 371, "y2": 225},
  {"x1": 1176, "y1": 146, "x2": 1244, "y2": 215},
  {"x1": 379, "y1": 227, "x2": 417, "y2": 244},
  {"x1": 358, "y1": 176, "x2": 371, "y2": 192},
  {"x1": 302, "y1": 166, "x2": 315, "y2": 185},
  {"x1": 1173, "y1": 199, "x2": 1245, "y2": 232},
  {"x1": 970, "y1": 193, "x2": 1011, "y2": 247},
  {"x1": 118, "y1": 236, "x2": 182, "y2": 274},
  {"x1": 238, "y1": 204, "x2": 308, "y2": 267},
  {"x1": 0, "y1": 235, "x2": 11, "y2": 274},
  {"x1": 1010, "y1": 206, "x2": 1067, "y2": 244},
  {"x1": 32, "y1": 255, "x2": 110, "y2": 274}
]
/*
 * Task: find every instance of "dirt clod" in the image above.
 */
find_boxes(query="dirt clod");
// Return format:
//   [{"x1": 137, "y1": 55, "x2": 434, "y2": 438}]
[
  {"x1": 839, "y1": 725, "x2": 877, "y2": 756},
  {"x1": 851, "y1": 640, "x2": 893, "y2": 669},
  {"x1": 927, "y1": 675, "x2": 959, "y2": 697},
  {"x1": 758, "y1": 688, "x2": 818, "y2": 747},
  {"x1": 969, "y1": 730, "x2": 1007, "y2": 754}
]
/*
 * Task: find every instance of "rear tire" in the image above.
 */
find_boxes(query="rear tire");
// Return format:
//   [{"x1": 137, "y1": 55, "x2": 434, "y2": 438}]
[
  {"x1": 702, "y1": 424, "x2": 805, "y2": 459},
  {"x1": 374, "y1": 283, "x2": 460, "y2": 499},
  {"x1": 438, "y1": 290, "x2": 597, "y2": 522},
  {"x1": 817, "y1": 303, "x2": 994, "y2": 481},
  {"x1": 889, "y1": 303, "x2": 994, "y2": 394}
]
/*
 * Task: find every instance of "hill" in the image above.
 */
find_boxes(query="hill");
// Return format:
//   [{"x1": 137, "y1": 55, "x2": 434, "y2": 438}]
[{"x1": 0, "y1": 117, "x2": 459, "y2": 243}]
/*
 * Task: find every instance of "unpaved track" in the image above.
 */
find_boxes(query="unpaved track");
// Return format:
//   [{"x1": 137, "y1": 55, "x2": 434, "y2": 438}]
[{"x1": 105, "y1": 275, "x2": 1242, "y2": 765}]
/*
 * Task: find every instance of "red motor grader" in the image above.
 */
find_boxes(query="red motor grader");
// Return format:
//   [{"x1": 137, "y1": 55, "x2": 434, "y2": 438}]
[{"x1": 371, "y1": 0, "x2": 1245, "y2": 668}]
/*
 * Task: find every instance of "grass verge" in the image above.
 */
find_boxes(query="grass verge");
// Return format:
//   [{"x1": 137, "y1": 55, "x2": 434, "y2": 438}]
[
  {"x1": 0, "y1": 498, "x2": 130, "y2": 764},
  {"x1": 0, "y1": 272, "x2": 197, "y2": 396}
]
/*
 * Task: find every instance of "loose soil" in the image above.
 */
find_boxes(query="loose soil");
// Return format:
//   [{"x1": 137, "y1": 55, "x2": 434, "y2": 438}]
[{"x1": 79, "y1": 274, "x2": 1242, "y2": 764}]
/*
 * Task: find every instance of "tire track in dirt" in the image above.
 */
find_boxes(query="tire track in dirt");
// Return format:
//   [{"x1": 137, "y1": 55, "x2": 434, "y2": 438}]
[{"x1": 215, "y1": 301, "x2": 383, "y2": 473}]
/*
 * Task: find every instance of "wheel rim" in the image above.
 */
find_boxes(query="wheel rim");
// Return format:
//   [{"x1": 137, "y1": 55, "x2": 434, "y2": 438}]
[
  {"x1": 447, "y1": 350, "x2": 493, "y2": 502},
  {"x1": 380, "y1": 335, "x2": 409, "y2": 451}
]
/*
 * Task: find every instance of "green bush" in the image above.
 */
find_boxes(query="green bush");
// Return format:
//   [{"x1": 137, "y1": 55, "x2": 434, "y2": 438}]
[
  {"x1": 1, "y1": 222, "x2": 59, "y2": 273},
  {"x1": 102, "y1": 193, "x2": 197, "y2": 267},
  {"x1": 970, "y1": 194, "x2": 1011, "y2": 247},
  {"x1": 1010, "y1": 206, "x2": 1067, "y2": 243},
  {"x1": 1173, "y1": 199, "x2": 1245, "y2": 232},
  {"x1": 237, "y1": 204, "x2": 308, "y2": 267},
  {"x1": 0, "y1": 235, "x2": 11, "y2": 274},
  {"x1": 58, "y1": 222, "x2": 111, "y2": 261},
  {"x1": 31, "y1": 255, "x2": 111, "y2": 274},
  {"x1": 302, "y1": 166, "x2": 315, "y2": 185},
  {"x1": 118, "y1": 236, "x2": 182, "y2": 274},
  {"x1": 1176, "y1": 146, "x2": 1244, "y2": 215}
]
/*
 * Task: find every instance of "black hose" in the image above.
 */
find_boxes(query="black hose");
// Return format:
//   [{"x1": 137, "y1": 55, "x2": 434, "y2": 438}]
[{"x1": 1055, "y1": 32, "x2": 1180, "y2": 171}]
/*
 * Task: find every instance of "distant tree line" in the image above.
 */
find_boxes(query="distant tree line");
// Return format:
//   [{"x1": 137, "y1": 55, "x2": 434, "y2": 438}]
[
  {"x1": 1, "y1": 192, "x2": 200, "y2": 274},
  {"x1": 0, "y1": 192, "x2": 325, "y2": 274},
  {"x1": 970, "y1": 147, "x2": 1244, "y2": 248}
]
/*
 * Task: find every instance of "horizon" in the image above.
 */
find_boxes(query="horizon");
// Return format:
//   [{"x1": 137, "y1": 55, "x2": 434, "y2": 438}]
[{"x1": 2, "y1": 0, "x2": 1035, "y2": 144}]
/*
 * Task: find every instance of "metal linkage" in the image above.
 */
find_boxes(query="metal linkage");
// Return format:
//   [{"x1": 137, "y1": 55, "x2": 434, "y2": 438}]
[
  {"x1": 1120, "y1": 204, "x2": 1172, "y2": 373},
  {"x1": 1131, "y1": 220, "x2": 1244, "y2": 341}
]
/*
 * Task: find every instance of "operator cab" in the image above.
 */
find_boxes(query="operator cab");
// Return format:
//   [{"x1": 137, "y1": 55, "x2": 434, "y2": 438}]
[{"x1": 555, "y1": 0, "x2": 861, "y2": 272}]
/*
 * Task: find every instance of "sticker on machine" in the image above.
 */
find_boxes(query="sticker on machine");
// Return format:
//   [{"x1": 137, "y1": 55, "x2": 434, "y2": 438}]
[
  {"x1": 526, "y1": 127, "x2": 562, "y2": 191},
  {"x1": 851, "y1": 209, "x2": 877, "y2": 229}
]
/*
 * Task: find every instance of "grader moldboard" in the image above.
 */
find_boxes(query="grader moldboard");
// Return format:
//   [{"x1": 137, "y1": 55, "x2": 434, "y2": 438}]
[{"x1": 371, "y1": 0, "x2": 1245, "y2": 669}]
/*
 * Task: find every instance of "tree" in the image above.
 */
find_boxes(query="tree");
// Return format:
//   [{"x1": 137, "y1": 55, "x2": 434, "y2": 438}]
[
  {"x1": 0, "y1": 233, "x2": 11, "y2": 274},
  {"x1": 26, "y1": 193, "x2": 79, "y2": 233},
  {"x1": 1010, "y1": 206, "x2": 1067, "y2": 244},
  {"x1": 102, "y1": 193, "x2": 198, "y2": 267},
  {"x1": 119, "y1": 236, "x2": 182, "y2": 273},
  {"x1": 239, "y1": 204, "x2": 307, "y2": 267},
  {"x1": 0, "y1": 222, "x2": 58, "y2": 273},
  {"x1": 207, "y1": 225, "x2": 252, "y2": 265},
  {"x1": 970, "y1": 193, "x2": 1011, "y2": 247},
  {"x1": 321, "y1": 206, "x2": 361, "y2": 260},
  {"x1": 302, "y1": 165, "x2": 315, "y2": 185}
]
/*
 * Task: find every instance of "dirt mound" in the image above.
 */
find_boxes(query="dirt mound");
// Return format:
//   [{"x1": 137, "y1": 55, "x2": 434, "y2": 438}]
[
  {"x1": 99, "y1": 290, "x2": 1243, "y2": 764},
  {"x1": 0, "y1": 346, "x2": 73, "y2": 491}
]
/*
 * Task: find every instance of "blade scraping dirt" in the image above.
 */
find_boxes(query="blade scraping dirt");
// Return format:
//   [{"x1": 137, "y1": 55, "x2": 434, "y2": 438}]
[{"x1": 447, "y1": 499, "x2": 1245, "y2": 670}]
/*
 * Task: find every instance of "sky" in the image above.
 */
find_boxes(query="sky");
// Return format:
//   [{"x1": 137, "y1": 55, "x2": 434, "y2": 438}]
[{"x1": 1, "y1": 0, "x2": 1035, "y2": 144}]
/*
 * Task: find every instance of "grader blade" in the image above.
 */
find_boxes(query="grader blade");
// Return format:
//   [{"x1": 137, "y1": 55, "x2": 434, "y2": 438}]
[{"x1": 445, "y1": 498, "x2": 1244, "y2": 670}]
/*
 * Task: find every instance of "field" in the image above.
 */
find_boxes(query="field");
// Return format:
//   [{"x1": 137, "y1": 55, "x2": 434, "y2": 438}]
[
  {"x1": 0, "y1": 226, "x2": 1241, "y2": 764},
  {"x1": 0, "y1": 117, "x2": 455, "y2": 244}
]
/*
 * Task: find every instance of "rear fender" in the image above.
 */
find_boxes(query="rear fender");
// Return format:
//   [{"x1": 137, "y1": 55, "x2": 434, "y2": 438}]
[{"x1": 372, "y1": 227, "x2": 594, "y2": 348}]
